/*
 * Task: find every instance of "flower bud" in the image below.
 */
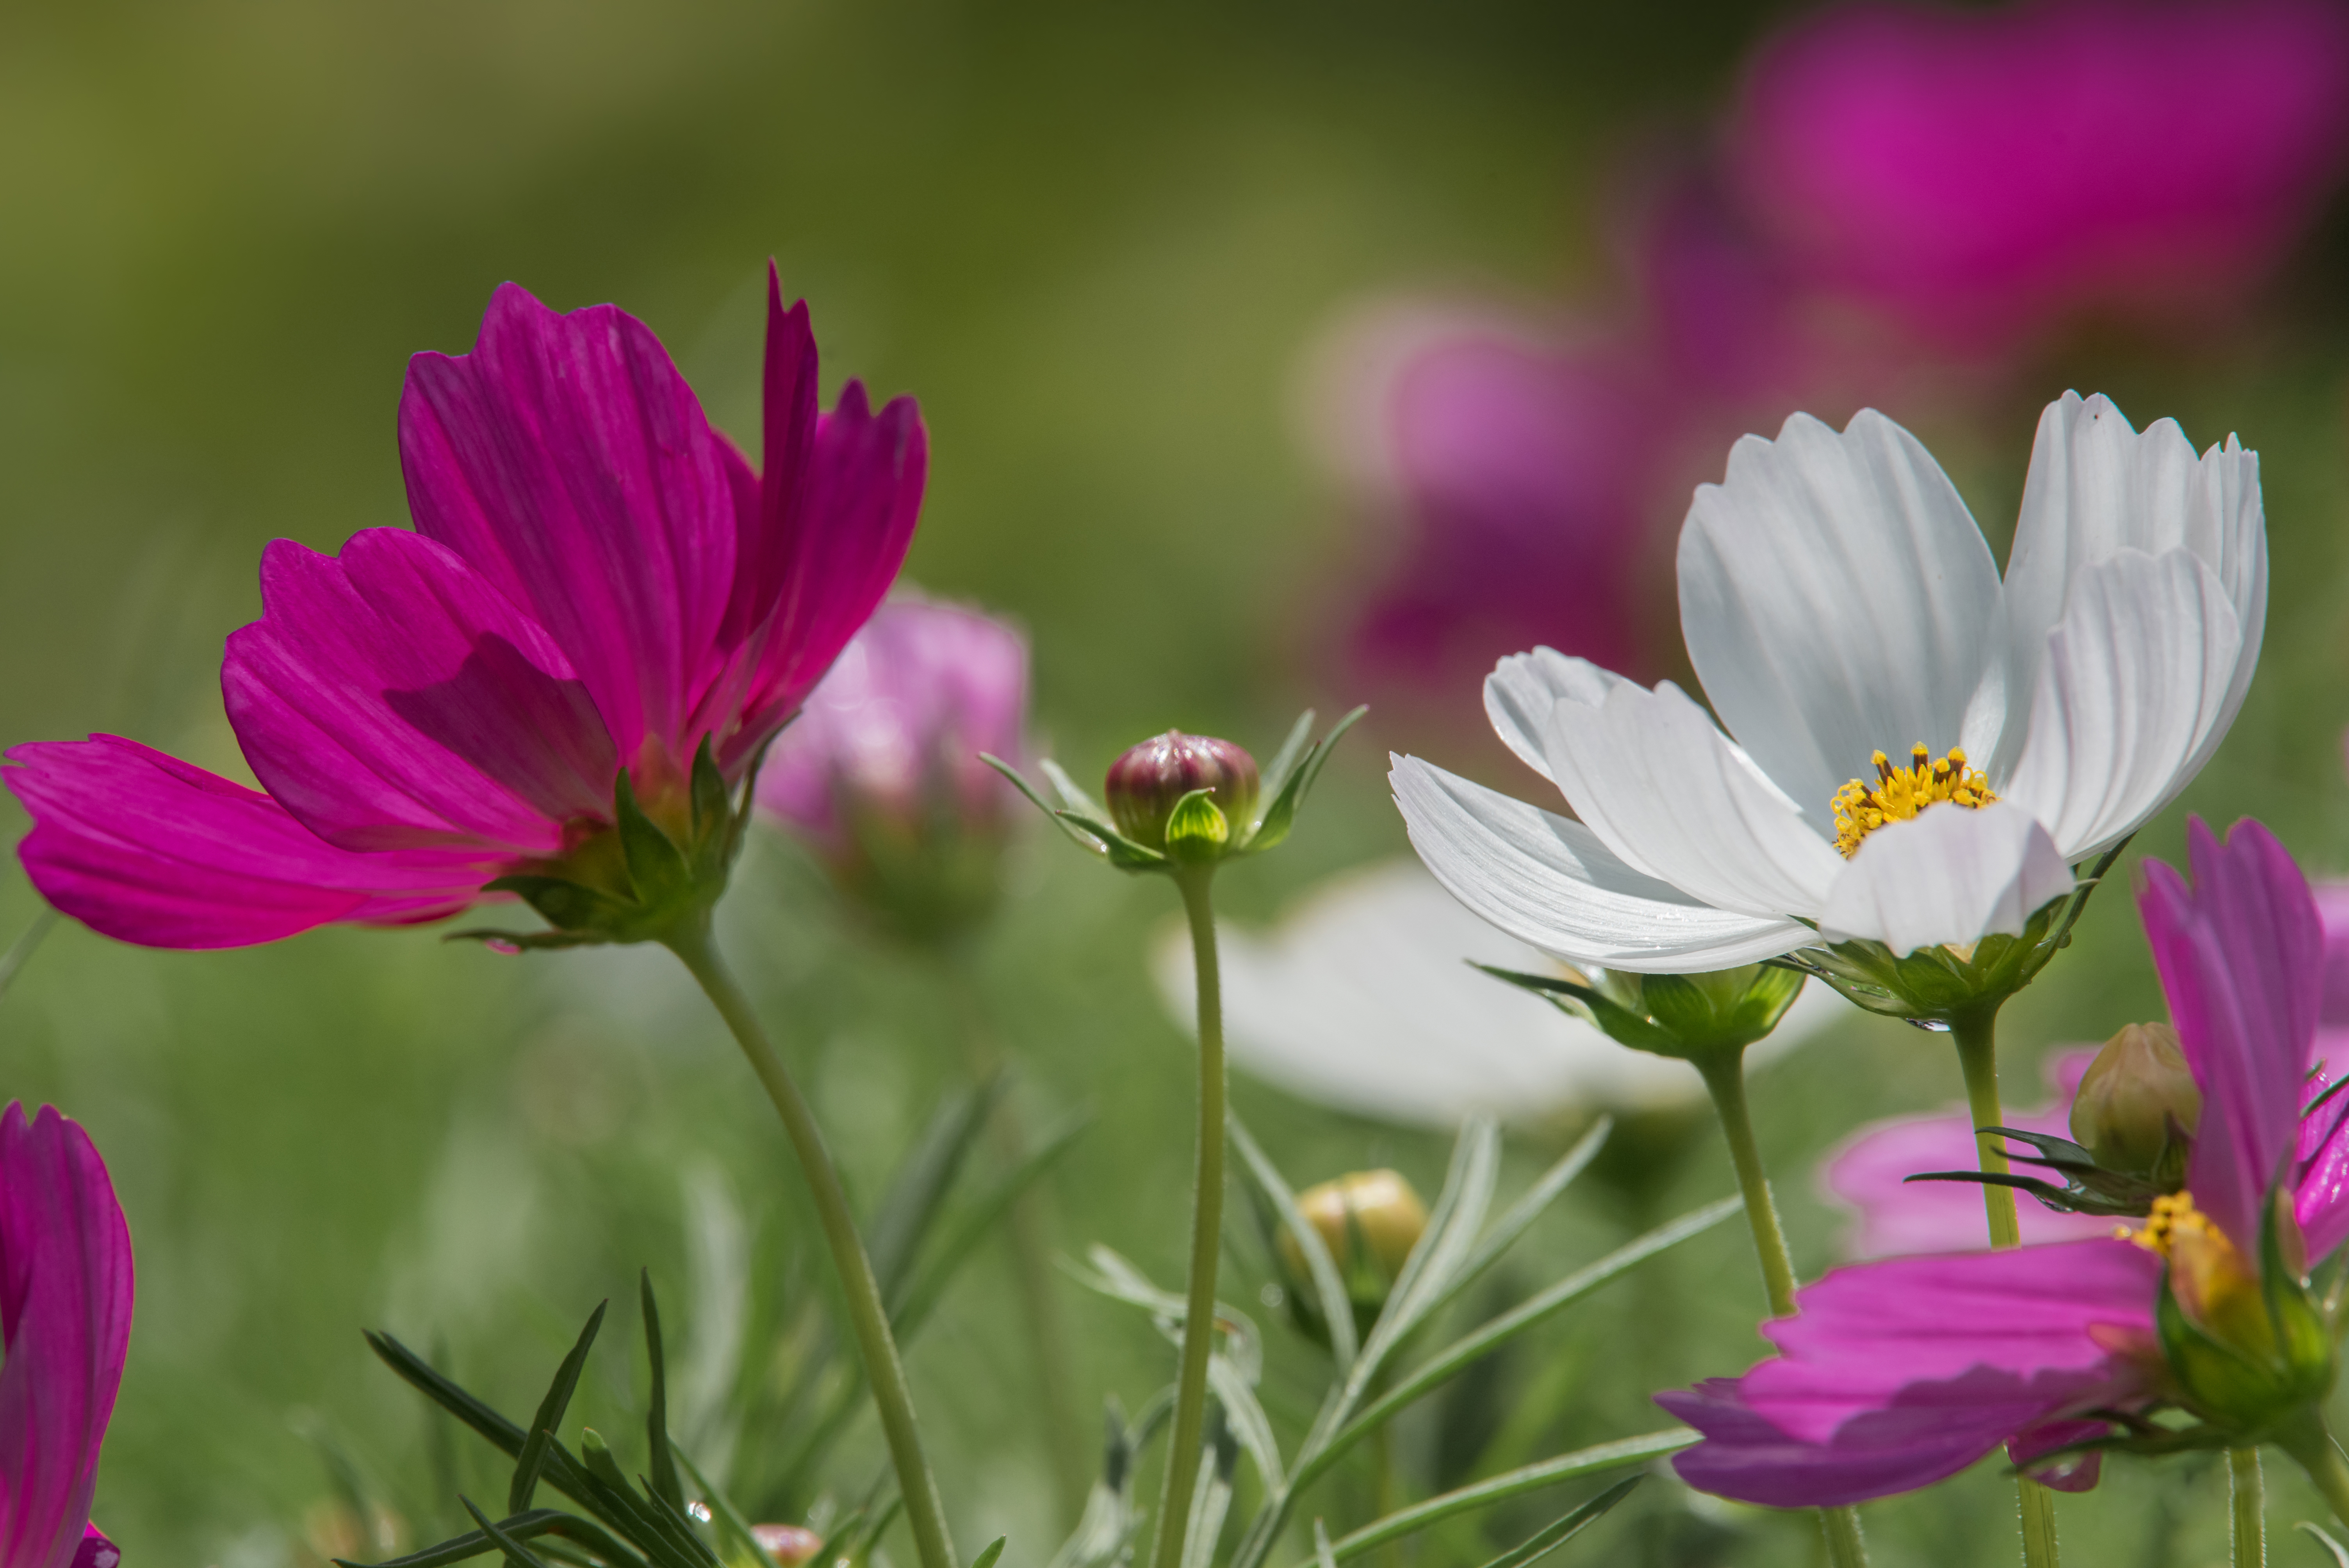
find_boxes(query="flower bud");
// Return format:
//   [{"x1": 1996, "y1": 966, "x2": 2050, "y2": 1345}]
[
  {"x1": 1274, "y1": 1171, "x2": 1429, "y2": 1339},
  {"x1": 1105, "y1": 732, "x2": 1259, "y2": 856},
  {"x1": 752, "y1": 1525, "x2": 823, "y2": 1567},
  {"x1": 2069, "y1": 1022, "x2": 2200, "y2": 1183}
]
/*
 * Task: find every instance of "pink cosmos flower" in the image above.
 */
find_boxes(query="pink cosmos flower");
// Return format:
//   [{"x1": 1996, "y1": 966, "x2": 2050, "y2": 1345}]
[
  {"x1": 0, "y1": 1104, "x2": 134, "y2": 1568},
  {"x1": 1731, "y1": 0, "x2": 2349, "y2": 353},
  {"x1": 5, "y1": 266, "x2": 922, "y2": 948},
  {"x1": 1658, "y1": 817, "x2": 2349, "y2": 1507},
  {"x1": 756, "y1": 595, "x2": 1028, "y2": 856},
  {"x1": 1820, "y1": 1047, "x2": 2116, "y2": 1259}
]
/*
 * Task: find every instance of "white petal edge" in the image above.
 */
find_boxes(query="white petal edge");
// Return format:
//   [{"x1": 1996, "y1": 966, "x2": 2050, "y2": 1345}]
[
  {"x1": 1484, "y1": 647, "x2": 1631, "y2": 782},
  {"x1": 1819, "y1": 801, "x2": 2074, "y2": 955},
  {"x1": 1540, "y1": 679, "x2": 1844, "y2": 920},
  {"x1": 1999, "y1": 548, "x2": 2244, "y2": 861},
  {"x1": 1389, "y1": 753, "x2": 1813, "y2": 973},
  {"x1": 1996, "y1": 392, "x2": 2266, "y2": 782},
  {"x1": 1679, "y1": 407, "x2": 2003, "y2": 831}
]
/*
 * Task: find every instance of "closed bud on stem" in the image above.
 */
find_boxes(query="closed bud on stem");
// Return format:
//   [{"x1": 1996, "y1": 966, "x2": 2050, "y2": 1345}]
[
  {"x1": 1105, "y1": 732, "x2": 1258, "y2": 858},
  {"x1": 2071, "y1": 1022, "x2": 2201, "y2": 1184},
  {"x1": 752, "y1": 1525, "x2": 823, "y2": 1567},
  {"x1": 1277, "y1": 1169, "x2": 1428, "y2": 1334}
]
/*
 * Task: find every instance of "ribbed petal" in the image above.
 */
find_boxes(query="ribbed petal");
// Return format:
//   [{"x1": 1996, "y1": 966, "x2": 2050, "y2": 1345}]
[
  {"x1": 0, "y1": 1106, "x2": 132, "y2": 1568},
  {"x1": 400, "y1": 282, "x2": 741, "y2": 768},
  {"x1": 1999, "y1": 549, "x2": 2243, "y2": 861},
  {"x1": 1482, "y1": 648, "x2": 1629, "y2": 783},
  {"x1": 1819, "y1": 800, "x2": 2073, "y2": 954},
  {"x1": 1389, "y1": 755, "x2": 1811, "y2": 973},
  {"x1": 1821, "y1": 1048, "x2": 2112, "y2": 1259},
  {"x1": 2139, "y1": 818, "x2": 2323, "y2": 1251},
  {"x1": 1679, "y1": 408, "x2": 2002, "y2": 832},
  {"x1": 1541, "y1": 680, "x2": 1844, "y2": 921},
  {"x1": 223, "y1": 531, "x2": 618, "y2": 856},
  {"x1": 1997, "y1": 393, "x2": 2265, "y2": 784},
  {"x1": 6, "y1": 737, "x2": 500, "y2": 949},
  {"x1": 2295, "y1": 1066, "x2": 2349, "y2": 1263},
  {"x1": 1660, "y1": 1239, "x2": 2160, "y2": 1507}
]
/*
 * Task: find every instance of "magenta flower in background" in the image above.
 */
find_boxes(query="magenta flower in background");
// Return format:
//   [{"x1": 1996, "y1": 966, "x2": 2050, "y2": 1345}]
[
  {"x1": 0, "y1": 1104, "x2": 134, "y2": 1568},
  {"x1": 5, "y1": 265, "x2": 923, "y2": 948},
  {"x1": 1820, "y1": 1047, "x2": 2115, "y2": 1259},
  {"x1": 1731, "y1": 0, "x2": 2349, "y2": 352},
  {"x1": 1659, "y1": 818, "x2": 2349, "y2": 1506},
  {"x1": 757, "y1": 595, "x2": 1028, "y2": 854}
]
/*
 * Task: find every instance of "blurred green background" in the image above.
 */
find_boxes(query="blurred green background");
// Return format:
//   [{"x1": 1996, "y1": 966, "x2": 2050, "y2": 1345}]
[{"x1": 5, "y1": 2, "x2": 2349, "y2": 1564}]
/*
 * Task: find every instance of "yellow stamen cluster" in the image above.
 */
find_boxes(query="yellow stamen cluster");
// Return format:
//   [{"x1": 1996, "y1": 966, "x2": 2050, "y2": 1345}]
[
  {"x1": 1831, "y1": 744, "x2": 1998, "y2": 857},
  {"x1": 2124, "y1": 1191, "x2": 2214, "y2": 1257}
]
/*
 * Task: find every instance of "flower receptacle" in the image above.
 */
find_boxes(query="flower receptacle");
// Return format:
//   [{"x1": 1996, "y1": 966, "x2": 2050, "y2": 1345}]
[{"x1": 1477, "y1": 960, "x2": 1806, "y2": 1062}]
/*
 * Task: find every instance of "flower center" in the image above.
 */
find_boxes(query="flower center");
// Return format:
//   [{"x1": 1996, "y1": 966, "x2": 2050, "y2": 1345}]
[
  {"x1": 2125, "y1": 1190, "x2": 2214, "y2": 1258},
  {"x1": 1830, "y1": 744, "x2": 1997, "y2": 857}
]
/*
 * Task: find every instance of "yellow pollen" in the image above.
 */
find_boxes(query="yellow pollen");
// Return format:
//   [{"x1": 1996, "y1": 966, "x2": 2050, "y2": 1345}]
[
  {"x1": 1831, "y1": 743, "x2": 1998, "y2": 857},
  {"x1": 2123, "y1": 1191, "x2": 2213, "y2": 1258}
]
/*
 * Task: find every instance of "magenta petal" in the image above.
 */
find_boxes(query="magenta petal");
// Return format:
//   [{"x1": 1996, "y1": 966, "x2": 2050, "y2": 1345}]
[
  {"x1": 2297, "y1": 1061, "x2": 2349, "y2": 1261},
  {"x1": 0, "y1": 1106, "x2": 132, "y2": 1568},
  {"x1": 224, "y1": 531, "x2": 618, "y2": 855},
  {"x1": 70, "y1": 1526, "x2": 118, "y2": 1568},
  {"x1": 400, "y1": 282, "x2": 741, "y2": 767},
  {"x1": 6, "y1": 737, "x2": 502, "y2": 948},
  {"x1": 1661, "y1": 1240, "x2": 2159, "y2": 1507},
  {"x1": 2139, "y1": 818, "x2": 2324, "y2": 1249},
  {"x1": 2007, "y1": 1419, "x2": 2106, "y2": 1493}
]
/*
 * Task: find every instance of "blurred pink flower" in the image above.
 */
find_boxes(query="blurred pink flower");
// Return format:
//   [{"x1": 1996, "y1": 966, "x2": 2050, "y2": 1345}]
[
  {"x1": 1731, "y1": 0, "x2": 2349, "y2": 352},
  {"x1": 0, "y1": 1104, "x2": 134, "y2": 1568},
  {"x1": 757, "y1": 595, "x2": 1028, "y2": 852},
  {"x1": 6, "y1": 267, "x2": 923, "y2": 948},
  {"x1": 1820, "y1": 1047, "x2": 2116, "y2": 1259}
]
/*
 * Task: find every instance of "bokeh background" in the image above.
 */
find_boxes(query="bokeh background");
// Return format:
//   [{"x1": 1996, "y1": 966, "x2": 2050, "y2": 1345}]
[{"x1": 6, "y1": 1, "x2": 2349, "y2": 1564}]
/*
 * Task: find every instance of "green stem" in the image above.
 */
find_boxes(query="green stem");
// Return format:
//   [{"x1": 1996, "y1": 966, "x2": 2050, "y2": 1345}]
[
  {"x1": 2278, "y1": 1412, "x2": 2349, "y2": 1529},
  {"x1": 1146, "y1": 867, "x2": 1229, "y2": 1568},
  {"x1": 1694, "y1": 1053, "x2": 1869, "y2": 1568},
  {"x1": 2230, "y1": 1447, "x2": 2264, "y2": 1568},
  {"x1": 944, "y1": 954, "x2": 1091, "y2": 1523},
  {"x1": 665, "y1": 920, "x2": 956, "y2": 1568},
  {"x1": 1952, "y1": 1005, "x2": 2058, "y2": 1568}
]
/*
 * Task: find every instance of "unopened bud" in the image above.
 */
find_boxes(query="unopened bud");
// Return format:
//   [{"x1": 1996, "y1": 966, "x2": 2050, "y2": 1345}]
[
  {"x1": 1105, "y1": 732, "x2": 1258, "y2": 855},
  {"x1": 1279, "y1": 1169, "x2": 1428, "y2": 1303},
  {"x1": 753, "y1": 1525, "x2": 823, "y2": 1567},
  {"x1": 2070, "y1": 1023, "x2": 2200, "y2": 1182}
]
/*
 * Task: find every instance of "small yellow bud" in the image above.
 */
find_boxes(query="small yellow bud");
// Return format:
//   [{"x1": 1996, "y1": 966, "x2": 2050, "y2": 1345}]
[{"x1": 1280, "y1": 1169, "x2": 1428, "y2": 1289}]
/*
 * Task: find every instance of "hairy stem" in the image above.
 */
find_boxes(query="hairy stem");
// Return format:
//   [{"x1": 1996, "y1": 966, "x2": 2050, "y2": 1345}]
[
  {"x1": 1695, "y1": 1053, "x2": 1869, "y2": 1568},
  {"x1": 2231, "y1": 1447, "x2": 2264, "y2": 1568},
  {"x1": 666, "y1": 921, "x2": 956, "y2": 1568},
  {"x1": 1953, "y1": 1005, "x2": 2057, "y2": 1567},
  {"x1": 1146, "y1": 867, "x2": 1229, "y2": 1568},
  {"x1": 2278, "y1": 1413, "x2": 2349, "y2": 1530}
]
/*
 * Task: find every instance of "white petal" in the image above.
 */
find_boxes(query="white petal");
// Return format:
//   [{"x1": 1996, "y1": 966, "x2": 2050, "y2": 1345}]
[
  {"x1": 1679, "y1": 408, "x2": 2003, "y2": 830},
  {"x1": 1151, "y1": 859, "x2": 1715, "y2": 1125},
  {"x1": 1390, "y1": 754, "x2": 1813, "y2": 972},
  {"x1": 1484, "y1": 648, "x2": 1631, "y2": 782},
  {"x1": 1540, "y1": 680, "x2": 1844, "y2": 920},
  {"x1": 1819, "y1": 801, "x2": 2074, "y2": 955},
  {"x1": 1996, "y1": 392, "x2": 2267, "y2": 781},
  {"x1": 2000, "y1": 548, "x2": 2244, "y2": 860}
]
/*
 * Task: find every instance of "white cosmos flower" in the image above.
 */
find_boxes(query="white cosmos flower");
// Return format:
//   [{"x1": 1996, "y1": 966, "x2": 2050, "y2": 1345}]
[
  {"x1": 1151, "y1": 858, "x2": 1845, "y2": 1127},
  {"x1": 1392, "y1": 392, "x2": 2265, "y2": 968}
]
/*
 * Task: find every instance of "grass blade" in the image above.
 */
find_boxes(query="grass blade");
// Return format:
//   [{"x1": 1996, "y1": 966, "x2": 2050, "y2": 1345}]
[
  {"x1": 641, "y1": 1273, "x2": 683, "y2": 1511},
  {"x1": 1469, "y1": 1479, "x2": 1641, "y2": 1568},
  {"x1": 513, "y1": 1303, "x2": 608, "y2": 1515}
]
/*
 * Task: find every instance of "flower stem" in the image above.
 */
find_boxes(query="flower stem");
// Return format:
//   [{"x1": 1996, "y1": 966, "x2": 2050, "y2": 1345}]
[
  {"x1": 1952, "y1": 1005, "x2": 2058, "y2": 1568},
  {"x1": 1146, "y1": 866, "x2": 1230, "y2": 1568},
  {"x1": 665, "y1": 920, "x2": 956, "y2": 1568},
  {"x1": 1694, "y1": 1053, "x2": 1869, "y2": 1568},
  {"x1": 2230, "y1": 1447, "x2": 2264, "y2": 1567},
  {"x1": 2278, "y1": 1412, "x2": 2349, "y2": 1529}
]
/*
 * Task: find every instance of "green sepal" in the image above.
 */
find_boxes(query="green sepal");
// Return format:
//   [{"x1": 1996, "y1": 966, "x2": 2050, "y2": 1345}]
[
  {"x1": 511, "y1": 1300, "x2": 607, "y2": 1515},
  {"x1": 444, "y1": 927, "x2": 610, "y2": 952},
  {"x1": 2259, "y1": 1186, "x2": 2336, "y2": 1409},
  {"x1": 484, "y1": 875, "x2": 638, "y2": 934},
  {"x1": 615, "y1": 770, "x2": 692, "y2": 907},
  {"x1": 1476, "y1": 961, "x2": 1803, "y2": 1061},
  {"x1": 1241, "y1": 706, "x2": 1365, "y2": 856},
  {"x1": 982, "y1": 754, "x2": 1166, "y2": 868},
  {"x1": 1902, "y1": 1126, "x2": 2170, "y2": 1219},
  {"x1": 688, "y1": 737, "x2": 733, "y2": 867},
  {"x1": 2156, "y1": 1267, "x2": 2290, "y2": 1430},
  {"x1": 1163, "y1": 789, "x2": 1230, "y2": 864},
  {"x1": 1476, "y1": 966, "x2": 1685, "y2": 1056}
]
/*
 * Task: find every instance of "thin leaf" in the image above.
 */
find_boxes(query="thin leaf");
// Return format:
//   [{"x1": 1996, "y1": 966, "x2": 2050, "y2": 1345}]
[
  {"x1": 1369, "y1": 1117, "x2": 1500, "y2": 1351},
  {"x1": 983, "y1": 755, "x2": 1116, "y2": 857},
  {"x1": 868, "y1": 1078, "x2": 1009, "y2": 1307},
  {"x1": 1246, "y1": 707, "x2": 1364, "y2": 852},
  {"x1": 462, "y1": 1497, "x2": 558, "y2": 1568},
  {"x1": 1293, "y1": 1435, "x2": 1684, "y2": 1567},
  {"x1": 1228, "y1": 1114, "x2": 1358, "y2": 1369},
  {"x1": 1469, "y1": 1479, "x2": 1641, "y2": 1568},
  {"x1": 1038, "y1": 758, "x2": 1110, "y2": 821},
  {"x1": 641, "y1": 1273, "x2": 683, "y2": 1511},
  {"x1": 895, "y1": 1108, "x2": 1091, "y2": 1335},
  {"x1": 1428, "y1": 1117, "x2": 1611, "y2": 1324},
  {"x1": 513, "y1": 1302, "x2": 609, "y2": 1515},
  {"x1": 1311, "y1": 1522, "x2": 1337, "y2": 1568},
  {"x1": 1178, "y1": 1410, "x2": 1240, "y2": 1568},
  {"x1": 0, "y1": 909, "x2": 57, "y2": 1003},
  {"x1": 367, "y1": 1331, "x2": 528, "y2": 1454},
  {"x1": 336, "y1": 1513, "x2": 649, "y2": 1568},
  {"x1": 970, "y1": 1540, "x2": 1007, "y2": 1568},
  {"x1": 2298, "y1": 1522, "x2": 2349, "y2": 1566},
  {"x1": 670, "y1": 1449, "x2": 768, "y2": 1568},
  {"x1": 1255, "y1": 711, "x2": 1318, "y2": 810},
  {"x1": 1310, "y1": 1197, "x2": 1738, "y2": 1487}
]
